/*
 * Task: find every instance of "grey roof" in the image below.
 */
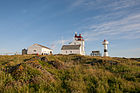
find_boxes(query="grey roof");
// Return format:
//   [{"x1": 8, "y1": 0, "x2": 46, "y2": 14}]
[
  {"x1": 34, "y1": 44, "x2": 52, "y2": 50},
  {"x1": 92, "y1": 51, "x2": 100, "y2": 53},
  {"x1": 61, "y1": 45, "x2": 81, "y2": 50}
]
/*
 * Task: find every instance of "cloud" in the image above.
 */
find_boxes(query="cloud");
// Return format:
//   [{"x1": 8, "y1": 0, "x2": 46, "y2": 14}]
[
  {"x1": 70, "y1": 0, "x2": 85, "y2": 8},
  {"x1": 110, "y1": 0, "x2": 139, "y2": 10},
  {"x1": 51, "y1": 39, "x2": 71, "y2": 51},
  {"x1": 70, "y1": 0, "x2": 140, "y2": 41},
  {"x1": 82, "y1": 13, "x2": 140, "y2": 41},
  {"x1": 70, "y1": 0, "x2": 140, "y2": 11}
]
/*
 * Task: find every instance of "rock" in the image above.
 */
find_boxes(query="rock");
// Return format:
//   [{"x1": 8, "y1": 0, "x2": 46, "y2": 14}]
[
  {"x1": 48, "y1": 61, "x2": 65, "y2": 69},
  {"x1": 40, "y1": 57, "x2": 48, "y2": 62}
]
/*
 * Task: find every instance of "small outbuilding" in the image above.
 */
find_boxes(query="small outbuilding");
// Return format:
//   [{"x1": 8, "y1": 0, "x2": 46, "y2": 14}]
[
  {"x1": 22, "y1": 49, "x2": 27, "y2": 55},
  {"x1": 90, "y1": 51, "x2": 101, "y2": 56}
]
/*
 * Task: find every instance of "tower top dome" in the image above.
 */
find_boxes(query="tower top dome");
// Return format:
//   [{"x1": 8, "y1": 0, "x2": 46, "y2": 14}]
[{"x1": 102, "y1": 39, "x2": 109, "y2": 45}]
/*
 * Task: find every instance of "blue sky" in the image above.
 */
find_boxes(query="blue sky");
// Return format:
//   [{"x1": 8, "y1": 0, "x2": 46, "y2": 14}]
[{"x1": 0, "y1": 0, "x2": 140, "y2": 57}]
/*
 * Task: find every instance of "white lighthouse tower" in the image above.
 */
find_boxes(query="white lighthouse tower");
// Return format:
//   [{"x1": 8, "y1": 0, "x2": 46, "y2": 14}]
[
  {"x1": 102, "y1": 40, "x2": 109, "y2": 57},
  {"x1": 69, "y1": 32, "x2": 85, "y2": 55}
]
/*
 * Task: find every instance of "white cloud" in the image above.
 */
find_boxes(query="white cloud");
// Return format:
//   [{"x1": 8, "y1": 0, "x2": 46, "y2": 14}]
[
  {"x1": 110, "y1": 0, "x2": 139, "y2": 10},
  {"x1": 70, "y1": 0, "x2": 85, "y2": 8},
  {"x1": 81, "y1": 13, "x2": 140, "y2": 41},
  {"x1": 50, "y1": 39, "x2": 71, "y2": 53},
  {"x1": 70, "y1": 0, "x2": 140, "y2": 11}
]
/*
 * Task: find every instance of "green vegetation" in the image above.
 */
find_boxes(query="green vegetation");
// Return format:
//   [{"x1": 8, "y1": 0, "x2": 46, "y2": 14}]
[{"x1": 0, "y1": 55, "x2": 140, "y2": 93}]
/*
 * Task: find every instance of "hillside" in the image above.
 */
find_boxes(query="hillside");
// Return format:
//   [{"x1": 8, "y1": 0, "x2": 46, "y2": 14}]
[{"x1": 0, "y1": 55, "x2": 140, "y2": 93}]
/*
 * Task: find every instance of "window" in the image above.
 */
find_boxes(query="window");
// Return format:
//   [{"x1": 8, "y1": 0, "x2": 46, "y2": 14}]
[
  {"x1": 70, "y1": 51, "x2": 72, "y2": 53},
  {"x1": 50, "y1": 51, "x2": 52, "y2": 54},
  {"x1": 66, "y1": 51, "x2": 67, "y2": 53},
  {"x1": 104, "y1": 49, "x2": 107, "y2": 52}
]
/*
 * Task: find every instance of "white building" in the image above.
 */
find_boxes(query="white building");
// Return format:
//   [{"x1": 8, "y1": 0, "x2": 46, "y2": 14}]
[
  {"x1": 61, "y1": 33, "x2": 85, "y2": 55},
  {"x1": 27, "y1": 44, "x2": 53, "y2": 55}
]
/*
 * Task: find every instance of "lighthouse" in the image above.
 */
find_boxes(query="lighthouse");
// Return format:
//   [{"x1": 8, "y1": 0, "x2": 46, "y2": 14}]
[
  {"x1": 102, "y1": 40, "x2": 109, "y2": 57},
  {"x1": 61, "y1": 32, "x2": 85, "y2": 55},
  {"x1": 69, "y1": 32, "x2": 85, "y2": 55}
]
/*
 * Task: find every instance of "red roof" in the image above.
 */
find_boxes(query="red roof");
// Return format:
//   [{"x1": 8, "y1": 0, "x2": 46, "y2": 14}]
[
  {"x1": 76, "y1": 35, "x2": 82, "y2": 38},
  {"x1": 74, "y1": 33, "x2": 84, "y2": 41},
  {"x1": 104, "y1": 39, "x2": 107, "y2": 42},
  {"x1": 75, "y1": 34, "x2": 83, "y2": 38}
]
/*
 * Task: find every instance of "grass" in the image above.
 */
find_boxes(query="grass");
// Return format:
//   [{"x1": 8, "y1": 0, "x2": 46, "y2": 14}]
[{"x1": 0, "y1": 55, "x2": 140, "y2": 93}]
